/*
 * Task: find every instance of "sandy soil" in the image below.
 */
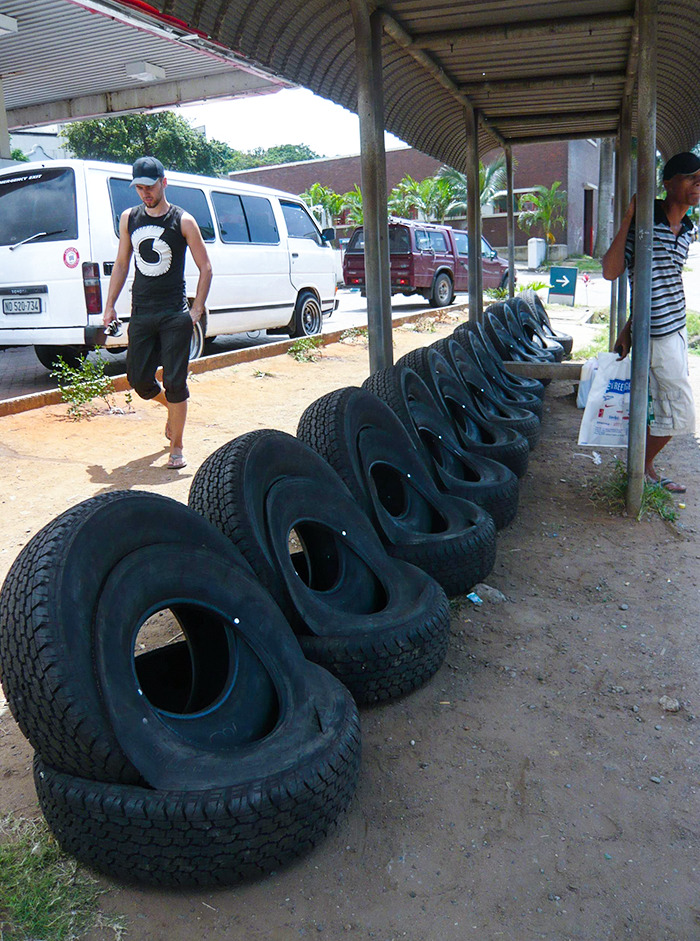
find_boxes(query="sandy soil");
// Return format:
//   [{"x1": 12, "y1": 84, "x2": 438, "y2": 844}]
[{"x1": 1, "y1": 315, "x2": 699, "y2": 941}]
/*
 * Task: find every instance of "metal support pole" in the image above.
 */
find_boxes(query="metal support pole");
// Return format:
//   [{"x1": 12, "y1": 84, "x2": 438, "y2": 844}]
[
  {"x1": 350, "y1": 0, "x2": 393, "y2": 373},
  {"x1": 505, "y1": 144, "x2": 516, "y2": 297},
  {"x1": 616, "y1": 100, "x2": 632, "y2": 334},
  {"x1": 465, "y1": 105, "x2": 483, "y2": 322},
  {"x1": 626, "y1": 0, "x2": 657, "y2": 516},
  {"x1": 0, "y1": 81, "x2": 12, "y2": 160}
]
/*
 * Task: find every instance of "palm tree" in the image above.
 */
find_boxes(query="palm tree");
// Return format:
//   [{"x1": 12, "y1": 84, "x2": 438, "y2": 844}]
[
  {"x1": 438, "y1": 154, "x2": 508, "y2": 217},
  {"x1": 342, "y1": 184, "x2": 364, "y2": 225},
  {"x1": 517, "y1": 182, "x2": 568, "y2": 259},
  {"x1": 388, "y1": 174, "x2": 453, "y2": 223},
  {"x1": 301, "y1": 182, "x2": 344, "y2": 226}
]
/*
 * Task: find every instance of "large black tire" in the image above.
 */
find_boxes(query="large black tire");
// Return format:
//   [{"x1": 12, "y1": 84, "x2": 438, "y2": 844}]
[
  {"x1": 91, "y1": 543, "x2": 355, "y2": 790},
  {"x1": 189, "y1": 430, "x2": 451, "y2": 703},
  {"x1": 363, "y1": 366, "x2": 520, "y2": 530},
  {"x1": 34, "y1": 680, "x2": 361, "y2": 887},
  {"x1": 395, "y1": 347, "x2": 531, "y2": 478},
  {"x1": 429, "y1": 336, "x2": 542, "y2": 450},
  {"x1": 0, "y1": 492, "x2": 253, "y2": 784},
  {"x1": 297, "y1": 386, "x2": 497, "y2": 596},
  {"x1": 451, "y1": 323, "x2": 546, "y2": 403},
  {"x1": 290, "y1": 290, "x2": 323, "y2": 337}
]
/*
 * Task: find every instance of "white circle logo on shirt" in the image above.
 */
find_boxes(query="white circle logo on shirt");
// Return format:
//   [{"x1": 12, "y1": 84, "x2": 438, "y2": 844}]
[{"x1": 131, "y1": 225, "x2": 172, "y2": 278}]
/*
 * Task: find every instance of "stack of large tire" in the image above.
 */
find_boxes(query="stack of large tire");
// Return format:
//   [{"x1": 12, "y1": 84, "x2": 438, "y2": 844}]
[
  {"x1": 0, "y1": 492, "x2": 361, "y2": 887},
  {"x1": 0, "y1": 292, "x2": 564, "y2": 888}
]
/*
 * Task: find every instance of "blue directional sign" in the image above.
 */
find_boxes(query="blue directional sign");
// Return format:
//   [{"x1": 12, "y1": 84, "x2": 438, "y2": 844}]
[{"x1": 548, "y1": 266, "x2": 578, "y2": 306}]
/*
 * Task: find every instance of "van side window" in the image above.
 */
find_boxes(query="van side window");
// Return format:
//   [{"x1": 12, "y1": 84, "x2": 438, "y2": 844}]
[
  {"x1": 429, "y1": 231, "x2": 448, "y2": 252},
  {"x1": 108, "y1": 179, "x2": 215, "y2": 241},
  {"x1": 165, "y1": 185, "x2": 215, "y2": 241},
  {"x1": 212, "y1": 192, "x2": 250, "y2": 243},
  {"x1": 280, "y1": 201, "x2": 322, "y2": 245},
  {"x1": 415, "y1": 230, "x2": 430, "y2": 251},
  {"x1": 0, "y1": 167, "x2": 78, "y2": 247},
  {"x1": 240, "y1": 196, "x2": 279, "y2": 244}
]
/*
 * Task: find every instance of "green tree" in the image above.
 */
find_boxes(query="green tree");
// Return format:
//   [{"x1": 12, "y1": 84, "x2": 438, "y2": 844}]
[
  {"x1": 62, "y1": 112, "x2": 246, "y2": 177},
  {"x1": 517, "y1": 181, "x2": 568, "y2": 258},
  {"x1": 11, "y1": 148, "x2": 28, "y2": 162},
  {"x1": 388, "y1": 175, "x2": 453, "y2": 223},
  {"x1": 251, "y1": 143, "x2": 320, "y2": 166},
  {"x1": 438, "y1": 154, "x2": 508, "y2": 217},
  {"x1": 342, "y1": 184, "x2": 364, "y2": 225},
  {"x1": 301, "y1": 182, "x2": 344, "y2": 224}
]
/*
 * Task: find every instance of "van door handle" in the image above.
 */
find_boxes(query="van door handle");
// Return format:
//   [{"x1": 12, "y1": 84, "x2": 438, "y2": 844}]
[{"x1": 292, "y1": 252, "x2": 299, "y2": 258}]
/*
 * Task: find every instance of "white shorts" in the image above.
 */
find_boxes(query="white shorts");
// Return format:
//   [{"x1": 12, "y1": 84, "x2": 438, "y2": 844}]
[{"x1": 648, "y1": 327, "x2": 696, "y2": 436}]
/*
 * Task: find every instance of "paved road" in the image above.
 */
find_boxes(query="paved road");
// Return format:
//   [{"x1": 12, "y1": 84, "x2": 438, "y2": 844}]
[{"x1": 2, "y1": 248, "x2": 699, "y2": 403}]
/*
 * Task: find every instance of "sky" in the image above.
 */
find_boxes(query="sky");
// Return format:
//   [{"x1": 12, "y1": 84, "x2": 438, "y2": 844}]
[{"x1": 176, "y1": 87, "x2": 407, "y2": 159}]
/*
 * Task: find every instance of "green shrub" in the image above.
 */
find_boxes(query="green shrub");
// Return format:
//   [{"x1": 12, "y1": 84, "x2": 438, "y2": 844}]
[
  {"x1": 51, "y1": 349, "x2": 116, "y2": 420},
  {"x1": 288, "y1": 336, "x2": 324, "y2": 362}
]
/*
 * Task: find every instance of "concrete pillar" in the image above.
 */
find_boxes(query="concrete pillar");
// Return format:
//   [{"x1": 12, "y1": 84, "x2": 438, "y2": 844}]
[
  {"x1": 465, "y1": 105, "x2": 483, "y2": 322},
  {"x1": 626, "y1": 0, "x2": 657, "y2": 516},
  {"x1": 0, "y1": 80, "x2": 12, "y2": 160},
  {"x1": 349, "y1": 0, "x2": 393, "y2": 373}
]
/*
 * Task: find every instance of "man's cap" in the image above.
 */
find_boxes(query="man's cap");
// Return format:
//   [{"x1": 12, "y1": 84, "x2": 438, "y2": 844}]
[
  {"x1": 662, "y1": 151, "x2": 700, "y2": 181},
  {"x1": 130, "y1": 156, "x2": 165, "y2": 187}
]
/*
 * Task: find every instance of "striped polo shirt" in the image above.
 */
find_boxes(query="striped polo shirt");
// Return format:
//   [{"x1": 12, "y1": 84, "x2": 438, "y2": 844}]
[{"x1": 624, "y1": 200, "x2": 694, "y2": 337}]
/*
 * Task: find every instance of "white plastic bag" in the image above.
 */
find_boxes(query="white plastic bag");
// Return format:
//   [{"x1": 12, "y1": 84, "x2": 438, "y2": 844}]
[
  {"x1": 577, "y1": 351, "x2": 631, "y2": 447},
  {"x1": 576, "y1": 357, "x2": 598, "y2": 408}
]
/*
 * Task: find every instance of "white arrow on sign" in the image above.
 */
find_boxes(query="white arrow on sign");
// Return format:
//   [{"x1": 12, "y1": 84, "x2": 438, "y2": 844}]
[{"x1": 556, "y1": 275, "x2": 571, "y2": 287}]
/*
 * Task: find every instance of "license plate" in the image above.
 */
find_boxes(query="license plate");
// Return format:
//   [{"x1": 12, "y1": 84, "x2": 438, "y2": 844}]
[{"x1": 2, "y1": 297, "x2": 41, "y2": 314}]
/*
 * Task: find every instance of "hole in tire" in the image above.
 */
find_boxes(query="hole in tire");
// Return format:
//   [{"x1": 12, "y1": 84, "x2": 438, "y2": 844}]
[
  {"x1": 289, "y1": 521, "x2": 388, "y2": 614},
  {"x1": 370, "y1": 462, "x2": 448, "y2": 533}
]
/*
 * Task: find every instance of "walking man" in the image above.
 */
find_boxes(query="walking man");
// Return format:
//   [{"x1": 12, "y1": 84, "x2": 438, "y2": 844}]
[
  {"x1": 104, "y1": 156, "x2": 212, "y2": 469},
  {"x1": 603, "y1": 151, "x2": 700, "y2": 493}
]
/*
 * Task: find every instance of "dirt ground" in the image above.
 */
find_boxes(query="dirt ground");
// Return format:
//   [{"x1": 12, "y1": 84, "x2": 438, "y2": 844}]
[{"x1": 1, "y1": 315, "x2": 699, "y2": 941}]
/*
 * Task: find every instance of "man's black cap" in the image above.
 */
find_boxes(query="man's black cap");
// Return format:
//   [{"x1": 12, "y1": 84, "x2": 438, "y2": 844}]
[
  {"x1": 662, "y1": 152, "x2": 700, "y2": 181},
  {"x1": 130, "y1": 156, "x2": 165, "y2": 187}
]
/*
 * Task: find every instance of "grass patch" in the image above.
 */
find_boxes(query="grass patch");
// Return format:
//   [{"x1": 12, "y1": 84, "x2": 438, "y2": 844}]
[
  {"x1": 574, "y1": 326, "x2": 609, "y2": 361},
  {"x1": 0, "y1": 814, "x2": 126, "y2": 941},
  {"x1": 588, "y1": 459, "x2": 678, "y2": 522},
  {"x1": 541, "y1": 255, "x2": 603, "y2": 273},
  {"x1": 339, "y1": 326, "x2": 368, "y2": 344},
  {"x1": 687, "y1": 309, "x2": 700, "y2": 353},
  {"x1": 287, "y1": 336, "x2": 324, "y2": 362}
]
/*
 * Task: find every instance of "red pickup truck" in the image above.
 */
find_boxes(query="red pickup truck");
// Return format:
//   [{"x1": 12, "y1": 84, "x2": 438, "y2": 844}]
[{"x1": 342, "y1": 218, "x2": 510, "y2": 307}]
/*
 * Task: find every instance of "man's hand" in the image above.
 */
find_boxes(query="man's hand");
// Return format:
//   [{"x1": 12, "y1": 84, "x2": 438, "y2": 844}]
[
  {"x1": 103, "y1": 306, "x2": 118, "y2": 328},
  {"x1": 614, "y1": 320, "x2": 631, "y2": 359},
  {"x1": 189, "y1": 305, "x2": 204, "y2": 325}
]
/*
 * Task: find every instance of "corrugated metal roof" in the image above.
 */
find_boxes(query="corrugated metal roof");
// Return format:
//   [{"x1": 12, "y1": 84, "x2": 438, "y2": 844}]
[
  {"x1": 2, "y1": 0, "x2": 698, "y2": 164},
  {"x1": 0, "y1": 0, "x2": 288, "y2": 126},
  {"x1": 156, "y1": 0, "x2": 699, "y2": 163}
]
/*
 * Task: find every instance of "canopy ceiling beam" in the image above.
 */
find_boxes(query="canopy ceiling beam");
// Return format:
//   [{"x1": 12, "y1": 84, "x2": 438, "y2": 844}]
[
  {"x1": 501, "y1": 130, "x2": 619, "y2": 145},
  {"x1": 411, "y1": 13, "x2": 634, "y2": 50},
  {"x1": 492, "y1": 110, "x2": 621, "y2": 131},
  {"x1": 461, "y1": 72, "x2": 626, "y2": 96}
]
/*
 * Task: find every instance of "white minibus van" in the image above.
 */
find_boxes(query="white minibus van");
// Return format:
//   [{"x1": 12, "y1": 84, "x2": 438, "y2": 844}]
[{"x1": 0, "y1": 159, "x2": 338, "y2": 369}]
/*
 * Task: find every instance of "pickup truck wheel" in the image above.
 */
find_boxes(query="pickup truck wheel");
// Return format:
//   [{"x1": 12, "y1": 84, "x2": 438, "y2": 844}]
[
  {"x1": 290, "y1": 291, "x2": 323, "y2": 337},
  {"x1": 35, "y1": 345, "x2": 85, "y2": 371},
  {"x1": 429, "y1": 272, "x2": 454, "y2": 308}
]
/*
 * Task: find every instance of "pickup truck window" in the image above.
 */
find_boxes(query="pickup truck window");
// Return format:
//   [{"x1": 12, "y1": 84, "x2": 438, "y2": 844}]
[
  {"x1": 428, "y1": 231, "x2": 448, "y2": 252},
  {"x1": 415, "y1": 230, "x2": 431, "y2": 251},
  {"x1": 0, "y1": 167, "x2": 77, "y2": 247},
  {"x1": 454, "y1": 232, "x2": 469, "y2": 257},
  {"x1": 346, "y1": 225, "x2": 410, "y2": 253}
]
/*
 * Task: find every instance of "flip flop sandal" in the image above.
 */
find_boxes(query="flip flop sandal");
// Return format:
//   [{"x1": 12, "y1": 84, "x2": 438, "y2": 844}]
[
  {"x1": 657, "y1": 477, "x2": 686, "y2": 493},
  {"x1": 166, "y1": 453, "x2": 187, "y2": 469}
]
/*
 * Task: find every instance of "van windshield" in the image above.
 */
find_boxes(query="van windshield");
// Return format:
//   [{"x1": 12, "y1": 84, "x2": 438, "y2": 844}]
[
  {"x1": 346, "y1": 226, "x2": 410, "y2": 254},
  {"x1": 0, "y1": 167, "x2": 78, "y2": 248}
]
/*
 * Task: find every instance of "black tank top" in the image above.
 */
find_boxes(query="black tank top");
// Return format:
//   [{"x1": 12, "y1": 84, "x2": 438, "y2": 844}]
[{"x1": 128, "y1": 204, "x2": 187, "y2": 310}]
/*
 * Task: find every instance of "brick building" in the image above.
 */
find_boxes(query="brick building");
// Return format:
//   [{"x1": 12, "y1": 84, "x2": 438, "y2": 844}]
[{"x1": 230, "y1": 140, "x2": 601, "y2": 257}]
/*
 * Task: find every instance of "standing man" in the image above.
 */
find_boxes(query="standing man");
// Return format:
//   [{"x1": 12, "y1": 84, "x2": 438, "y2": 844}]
[
  {"x1": 602, "y1": 151, "x2": 700, "y2": 493},
  {"x1": 104, "y1": 156, "x2": 212, "y2": 469}
]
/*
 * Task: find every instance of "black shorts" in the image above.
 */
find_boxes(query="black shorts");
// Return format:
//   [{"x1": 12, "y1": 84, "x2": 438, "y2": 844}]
[{"x1": 127, "y1": 306, "x2": 192, "y2": 404}]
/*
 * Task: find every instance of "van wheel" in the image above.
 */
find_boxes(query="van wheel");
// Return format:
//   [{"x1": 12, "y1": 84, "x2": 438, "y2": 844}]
[
  {"x1": 35, "y1": 345, "x2": 85, "y2": 371},
  {"x1": 189, "y1": 319, "x2": 205, "y2": 361},
  {"x1": 429, "y1": 273, "x2": 453, "y2": 308},
  {"x1": 290, "y1": 291, "x2": 323, "y2": 337}
]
